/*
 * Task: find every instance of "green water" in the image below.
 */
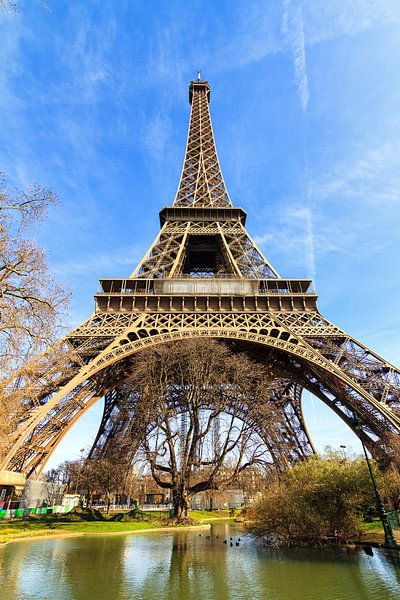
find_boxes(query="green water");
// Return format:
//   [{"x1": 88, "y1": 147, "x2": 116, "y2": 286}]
[{"x1": 0, "y1": 523, "x2": 399, "y2": 600}]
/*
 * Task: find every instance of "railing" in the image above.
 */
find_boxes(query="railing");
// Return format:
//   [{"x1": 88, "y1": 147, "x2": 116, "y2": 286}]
[
  {"x1": 140, "y1": 503, "x2": 173, "y2": 511},
  {"x1": 93, "y1": 503, "x2": 173, "y2": 513},
  {"x1": 97, "y1": 278, "x2": 315, "y2": 296}
]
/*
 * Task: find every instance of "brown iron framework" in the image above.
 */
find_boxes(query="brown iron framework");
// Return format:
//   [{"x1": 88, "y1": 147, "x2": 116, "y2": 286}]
[{"x1": 1, "y1": 77, "x2": 400, "y2": 479}]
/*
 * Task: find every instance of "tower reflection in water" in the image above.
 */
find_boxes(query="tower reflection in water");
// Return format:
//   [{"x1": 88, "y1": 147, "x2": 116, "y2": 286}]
[{"x1": 0, "y1": 523, "x2": 399, "y2": 600}]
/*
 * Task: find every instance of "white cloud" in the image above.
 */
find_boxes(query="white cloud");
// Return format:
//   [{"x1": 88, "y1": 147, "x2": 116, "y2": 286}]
[
  {"x1": 53, "y1": 244, "x2": 145, "y2": 277},
  {"x1": 211, "y1": 0, "x2": 400, "y2": 77},
  {"x1": 282, "y1": 0, "x2": 309, "y2": 111},
  {"x1": 255, "y1": 203, "x2": 316, "y2": 280},
  {"x1": 302, "y1": 0, "x2": 400, "y2": 45},
  {"x1": 56, "y1": 7, "x2": 116, "y2": 102},
  {"x1": 253, "y1": 232, "x2": 274, "y2": 247},
  {"x1": 218, "y1": 3, "x2": 283, "y2": 68},
  {"x1": 141, "y1": 110, "x2": 171, "y2": 160},
  {"x1": 314, "y1": 141, "x2": 400, "y2": 206},
  {"x1": 0, "y1": 13, "x2": 23, "y2": 108},
  {"x1": 285, "y1": 205, "x2": 316, "y2": 277}
]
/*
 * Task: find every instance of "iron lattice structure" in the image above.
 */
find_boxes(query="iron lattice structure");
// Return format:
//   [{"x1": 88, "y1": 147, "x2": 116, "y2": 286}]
[{"x1": 2, "y1": 77, "x2": 400, "y2": 479}]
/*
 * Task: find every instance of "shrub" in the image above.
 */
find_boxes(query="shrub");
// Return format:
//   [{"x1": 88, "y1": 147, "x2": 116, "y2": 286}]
[{"x1": 249, "y1": 454, "x2": 375, "y2": 546}]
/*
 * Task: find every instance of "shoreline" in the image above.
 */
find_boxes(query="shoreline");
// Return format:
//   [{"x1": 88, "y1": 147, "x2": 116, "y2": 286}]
[
  {"x1": 2, "y1": 519, "x2": 397, "y2": 551},
  {"x1": 0, "y1": 522, "x2": 212, "y2": 547}
]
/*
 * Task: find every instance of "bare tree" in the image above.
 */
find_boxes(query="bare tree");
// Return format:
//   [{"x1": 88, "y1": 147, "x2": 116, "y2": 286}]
[
  {"x1": 85, "y1": 457, "x2": 125, "y2": 513},
  {"x1": 0, "y1": 173, "x2": 70, "y2": 459},
  {"x1": 0, "y1": 1, "x2": 18, "y2": 12},
  {"x1": 0, "y1": 1, "x2": 50, "y2": 12},
  {"x1": 119, "y1": 467, "x2": 142, "y2": 506},
  {"x1": 48, "y1": 455, "x2": 139, "y2": 513},
  {"x1": 115, "y1": 340, "x2": 278, "y2": 522},
  {"x1": 46, "y1": 460, "x2": 82, "y2": 490},
  {"x1": 0, "y1": 173, "x2": 68, "y2": 368}
]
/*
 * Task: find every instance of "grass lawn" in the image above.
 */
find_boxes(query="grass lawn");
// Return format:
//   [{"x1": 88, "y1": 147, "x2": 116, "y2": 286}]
[
  {"x1": 359, "y1": 519, "x2": 400, "y2": 545},
  {"x1": 361, "y1": 519, "x2": 384, "y2": 532},
  {"x1": 190, "y1": 509, "x2": 231, "y2": 521},
  {"x1": 0, "y1": 508, "x2": 232, "y2": 545},
  {"x1": 0, "y1": 520, "x2": 158, "y2": 544}
]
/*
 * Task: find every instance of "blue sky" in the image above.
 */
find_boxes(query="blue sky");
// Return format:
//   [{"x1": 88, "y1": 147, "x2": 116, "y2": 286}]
[{"x1": 1, "y1": 0, "x2": 400, "y2": 468}]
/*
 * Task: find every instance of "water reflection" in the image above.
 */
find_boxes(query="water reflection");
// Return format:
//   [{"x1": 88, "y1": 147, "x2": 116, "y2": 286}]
[{"x1": 0, "y1": 523, "x2": 399, "y2": 600}]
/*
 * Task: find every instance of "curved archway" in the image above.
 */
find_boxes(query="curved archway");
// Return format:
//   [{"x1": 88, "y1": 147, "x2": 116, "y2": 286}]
[{"x1": 3, "y1": 326, "x2": 399, "y2": 478}]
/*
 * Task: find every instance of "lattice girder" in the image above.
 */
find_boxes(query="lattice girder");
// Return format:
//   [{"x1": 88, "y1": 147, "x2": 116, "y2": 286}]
[
  {"x1": 131, "y1": 219, "x2": 279, "y2": 280},
  {"x1": 174, "y1": 80, "x2": 231, "y2": 208},
  {"x1": 88, "y1": 380, "x2": 314, "y2": 473},
  {"x1": 3, "y1": 308, "x2": 400, "y2": 477}
]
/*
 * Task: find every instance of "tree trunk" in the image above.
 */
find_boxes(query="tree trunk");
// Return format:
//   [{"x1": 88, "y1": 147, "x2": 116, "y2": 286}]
[{"x1": 172, "y1": 486, "x2": 190, "y2": 521}]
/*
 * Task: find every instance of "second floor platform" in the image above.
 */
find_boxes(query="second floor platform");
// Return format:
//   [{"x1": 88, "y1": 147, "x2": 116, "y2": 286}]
[{"x1": 95, "y1": 277, "x2": 317, "y2": 314}]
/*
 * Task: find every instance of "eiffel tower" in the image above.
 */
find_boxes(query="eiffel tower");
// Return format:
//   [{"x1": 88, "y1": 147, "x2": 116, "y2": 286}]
[{"x1": 2, "y1": 75, "x2": 400, "y2": 480}]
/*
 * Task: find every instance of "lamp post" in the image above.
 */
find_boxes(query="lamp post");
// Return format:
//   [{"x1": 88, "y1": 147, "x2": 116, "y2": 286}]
[
  {"x1": 352, "y1": 416, "x2": 396, "y2": 547},
  {"x1": 74, "y1": 448, "x2": 86, "y2": 496}
]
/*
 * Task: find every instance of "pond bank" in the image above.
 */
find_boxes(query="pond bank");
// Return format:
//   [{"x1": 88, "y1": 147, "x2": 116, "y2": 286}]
[
  {"x1": 0, "y1": 523, "x2": 213, "y2": 546},
  {"x1": 0, "y1": 510, "x2": 232, "y2": 546},
  {"x1": 2, "y1": 514, "x2": 398, "y2": 550}
]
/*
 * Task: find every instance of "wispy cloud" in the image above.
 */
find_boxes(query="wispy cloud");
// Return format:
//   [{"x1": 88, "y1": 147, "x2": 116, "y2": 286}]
[
  {"x1": 289, "y1": 205, "x2": 315, "y2": 277},
  {"x1": 302, "y1": 391, "x2": 363, "y2": 454},
  {"x1": 141, "y1": 109, "x2": 172, "y2": 161},
  {"x1": 303, "y1": 1, "x2": 400, "y2": 45},
  {"x1": 254, "y1": 203, "x2": 316, "y2": 279},
  {"x1": 53, "y1": 244, "x2": 145, "y2": 278},
  {"x1": 282, "y1": 0, "x2": 309, "y2": 111},
  {"x1": 209, "y1": 0, "x2": 400, "y2": 81},
  {"x1": 55, "y1": 6, "x2": 116, "y2": 102},
  {"x1": 0, "y1": 11, "x2": 23, "y2": 109},
  {"x1": 314, "y1": 141, "x2": 400, "y2": 206},
  {"x1": 216, "y1": 3, "x2": 283, "y2": 69}
]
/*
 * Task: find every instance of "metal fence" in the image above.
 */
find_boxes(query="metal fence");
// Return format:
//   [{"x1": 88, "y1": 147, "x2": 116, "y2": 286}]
[{"x1": 0, "y1": 505, "x2": 74, "y2": 519}]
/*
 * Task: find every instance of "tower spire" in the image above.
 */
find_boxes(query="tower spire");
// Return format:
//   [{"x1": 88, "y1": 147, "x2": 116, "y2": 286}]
[{"x1": 174, "y1": 78, "x2": 232, "y2": 208}]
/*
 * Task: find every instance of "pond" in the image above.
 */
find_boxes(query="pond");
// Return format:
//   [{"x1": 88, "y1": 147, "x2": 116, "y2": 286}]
[{"x1": 0, "y1": 523, "x2": 399, "y2": 600}]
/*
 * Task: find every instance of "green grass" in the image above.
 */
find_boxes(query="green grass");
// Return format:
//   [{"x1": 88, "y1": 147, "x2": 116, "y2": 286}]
[
  {"x1": 0, "y1": 518, "x2": 159, "y2": 544},
  {"x1": 190, "y1": 509, "x2": 231, "y2": 521},
  {"x1": 361, "y1": 519, "x2": 384, "y2": 532},
  {"x1": 358, "y1": 519, "x2": 399, "y2": 545},
  {"x1": 0, "y1": 508, "x2": 232, "y2": 544},
  {"x1": 45, "y1": 521, "x2": 158, "y2": 533},
  {"x1": 5, "y1": 512, "x2": 393, "y2": 547}
]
